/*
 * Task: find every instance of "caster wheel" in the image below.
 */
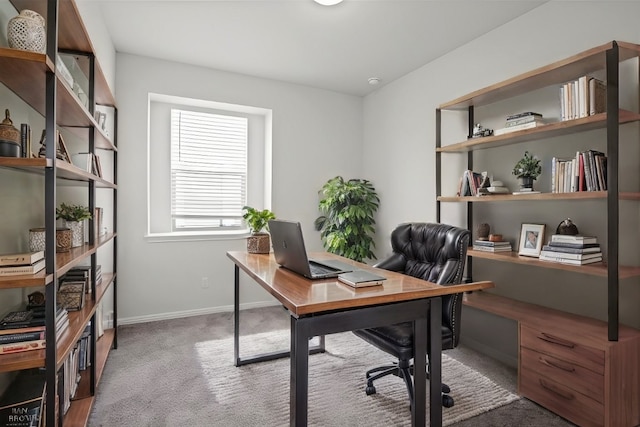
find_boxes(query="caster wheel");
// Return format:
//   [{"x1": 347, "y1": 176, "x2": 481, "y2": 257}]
[
  {"x1": 442, "y1": 394, "x2": 454, "y2": 408},
  {"x1": 366, "y1": 385, "x2": 377, "y2": 395},
  {"x1": 441, "y1": 384, "x2": 451, "y2": 394}
]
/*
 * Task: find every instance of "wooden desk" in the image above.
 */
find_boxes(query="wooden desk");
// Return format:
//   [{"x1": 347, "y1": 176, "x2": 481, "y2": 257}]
[{"x1": 227, "y1": 251, "x2": 494, "y2": 427}]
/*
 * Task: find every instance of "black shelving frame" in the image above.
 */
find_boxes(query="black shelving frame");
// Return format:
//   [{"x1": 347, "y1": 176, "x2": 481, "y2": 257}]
[{"x1": 435, "y1": 41, "x2": 635, "y2": 343}]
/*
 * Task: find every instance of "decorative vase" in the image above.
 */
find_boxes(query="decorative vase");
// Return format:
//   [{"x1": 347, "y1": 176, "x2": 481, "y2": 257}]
[
  {"x1": 476, "y1": 223, "x2": 490, "y2": 241},
  {"x1": 64, "y1": 220, "x2": 84, "y2": 247},
  {"x1": 520, "y1": 176, "x2": 534, "y2": 189},
  {"x1": 247, "y1": 233, "x2": 271, "y2": 254},
  {"x1": 7, "y1": 9, "x2": 46, "y2": 54},
  {"x1": 29, "y1": 227, "x2": 46, "y2": 252},
  {"x1": 0, "y1": 109, "x2": 21, "y2": 158},
  {"x1": 56, "y1": 228, "x2": 72, "y2": 253}
]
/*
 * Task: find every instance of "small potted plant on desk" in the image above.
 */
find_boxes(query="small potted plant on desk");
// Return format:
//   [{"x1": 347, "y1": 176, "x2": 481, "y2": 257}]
[
  {"x1": 242, "y1": 206, "x2": 275, "y2": 254},
  {"x1": 512, "y1": 151, "x2": 542, "y2": 191},
  {"x1": 56, "y1": 203, "x2": 92, "y2": 248}
]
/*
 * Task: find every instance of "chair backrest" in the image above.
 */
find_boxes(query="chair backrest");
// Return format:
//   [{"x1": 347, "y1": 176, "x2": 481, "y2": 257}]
[{"x1": 374, "y1": 223, "x2": 470, "y2": 348}]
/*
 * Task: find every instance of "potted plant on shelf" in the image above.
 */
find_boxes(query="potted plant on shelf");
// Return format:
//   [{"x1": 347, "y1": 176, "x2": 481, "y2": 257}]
[
  {"x1": 56, "y1": 203, "x2": 92, "y2": 248},
  {"x1": 314, "y1": 176, "x2": 380, "y2": 262},
  {"x1": 242, "y1": 206, "x2": 276, "y2": 254},
  {"x1": 512, "y1": 151, "x2": 542, "y2": 190}
]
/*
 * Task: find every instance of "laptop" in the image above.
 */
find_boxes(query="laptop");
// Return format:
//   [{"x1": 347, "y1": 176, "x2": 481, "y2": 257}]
[{"x1": 268, "y1": 219, "x2": 354, "y2": 279}]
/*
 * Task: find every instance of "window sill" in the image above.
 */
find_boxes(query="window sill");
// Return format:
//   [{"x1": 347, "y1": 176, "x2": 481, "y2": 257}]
[{"x1": 144, "y1": 230, "x2": 250, "y2": 243}]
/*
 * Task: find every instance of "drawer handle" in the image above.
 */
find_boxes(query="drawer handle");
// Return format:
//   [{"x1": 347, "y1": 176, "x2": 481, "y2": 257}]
[
  {"x1": 539, "y1": 356, "x2": 576, "y2": 373},
  {"x1": 539, "y1": 378, "x2": 574, "y2": 401},
  {"x1": 538, "y1": 333, "x2": 575, "y2": 348}
]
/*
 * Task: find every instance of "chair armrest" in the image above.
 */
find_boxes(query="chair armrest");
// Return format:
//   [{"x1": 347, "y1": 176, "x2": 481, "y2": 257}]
[{"x1": 373, "y1": 253, "x2": 406, "y2": 272}]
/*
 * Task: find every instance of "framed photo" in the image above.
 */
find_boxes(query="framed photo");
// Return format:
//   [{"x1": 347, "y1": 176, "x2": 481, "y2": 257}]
[{"x1": 518, "y1": 223, "x2": 545, "y2": 257}]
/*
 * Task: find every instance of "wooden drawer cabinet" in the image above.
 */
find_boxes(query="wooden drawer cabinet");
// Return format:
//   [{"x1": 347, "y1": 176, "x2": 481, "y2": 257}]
[
  {"x1": 518, "y1": 321, "x2": 640, "y2": 427},
  {"x1": 520, "y1": 366, "x2": 604, "y2": 427}
]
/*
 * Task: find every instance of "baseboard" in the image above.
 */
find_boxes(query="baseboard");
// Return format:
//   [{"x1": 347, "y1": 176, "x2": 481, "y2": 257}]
[
  {"x1": 117, "y1": 301, "x2": 280, "y2": 326},
  {"x1": 461, "y1": 336, "x2": 518, "y2": 369}
]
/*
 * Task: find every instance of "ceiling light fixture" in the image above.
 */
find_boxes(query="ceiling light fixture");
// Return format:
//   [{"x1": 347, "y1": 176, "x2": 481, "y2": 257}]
[
  {"x1": 368, "y1": 77, "x2": 381, "y2": 85},
  {"x1": 314, "y1": 0, "x2": 344, "y2": 6}
]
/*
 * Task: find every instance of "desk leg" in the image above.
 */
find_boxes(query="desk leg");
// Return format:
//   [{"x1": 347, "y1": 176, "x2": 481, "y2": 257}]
[
  {"x1": 234, "y1": 265, "x2": 240, "y2": 366},
  {"x1": 290, "y1": 316, "x2": 309, "y2": 427},
  {"x1": 413, "y1": 310, "x2": 427, "y2": 426},
  {"x1": 429, "y1": 297, "x2": 443, "y2": 427}
]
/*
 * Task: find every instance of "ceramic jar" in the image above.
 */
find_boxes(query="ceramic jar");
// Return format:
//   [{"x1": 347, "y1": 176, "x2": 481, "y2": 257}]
[
  {"x1": 29, "y1": 227, "x2": 46, "y2": 252},
  {"x1": 29, "y1": 227, "x2": 73, "y2": 252},
  {"x1": 7, "y1": 9, "x2": 46, "y2": 53}
]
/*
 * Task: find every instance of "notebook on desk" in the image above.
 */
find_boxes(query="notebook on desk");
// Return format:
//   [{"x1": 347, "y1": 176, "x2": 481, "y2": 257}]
[{"x1": 268, "y1": 219, "x2": 354, "y2": 279}]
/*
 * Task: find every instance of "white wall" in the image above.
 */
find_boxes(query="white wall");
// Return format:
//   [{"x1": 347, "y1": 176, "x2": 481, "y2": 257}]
[
  {"x1": 116, "y1": 53, "x2": 363, "y2": 323},
  {"x1": 362, "y1": 1, "x2": 640, "y2": 365}
]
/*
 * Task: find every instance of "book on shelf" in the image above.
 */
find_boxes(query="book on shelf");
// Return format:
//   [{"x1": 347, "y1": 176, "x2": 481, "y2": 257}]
[
  {"x1": 541, "y1": 244, "x2": 601, "y2": 254},
  {"x1": 550, "y1": 234, "x2": 597, "y2": 244},
  {"x1": 539, "y1": 250, "x2": 602, "y2": 261},
  {"x1": 0, "y1": 325, "x2": 45, "y2": 336},
  {"x1": 472, "y1": 246, "x2": 512, "y2": 253},
  {"x1": 505, "y1": 111, "x2": 542, "y2": 121},
  {"x1": 0, "y1": 258, "x2": 45, "y2": 276},
  {"x1": 539, "y1": 254, "x2": 603, "y2": 265},
  {"x1": 512, "y1": 190, "x2": 541, "y2": 195},
  {"x1": 0, "y1": 251, "x2": 44, "y2": 267},
  {"x1": 71, "y1": 152, "x2": 94, "y2": 173},
  {"x1": 485, "y1": 186, "x2": 509, "y2": 194},
  {"x1": 458, "y1": 170, "x2": 483, "y2": 197},
  {"x1": 0, "y1": 369, "x2": 46, "y2": 427},
  {"x1": 504, "y1": 116, "x2": 544, "y2": 127},
  {"x1": 0, "y1": 339, "x2": 46, "y2": 354},
  {"x1": 589, "y1": 77, "x2": 606, "y2": 116},
  {"x1": 0, "y1": 330, "x2": 45, "y2": 345},
  {"x1": 473, "y1": 240, "x2": 511, "y2": 246},
  {"x1": 494, "y1": 120, "x2": 545, "y2": 135}
]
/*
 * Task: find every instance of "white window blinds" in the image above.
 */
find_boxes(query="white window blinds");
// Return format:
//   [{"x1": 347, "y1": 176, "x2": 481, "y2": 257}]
[{"x1": 171, "y1": 109, "x2": 248, "y2": 231}]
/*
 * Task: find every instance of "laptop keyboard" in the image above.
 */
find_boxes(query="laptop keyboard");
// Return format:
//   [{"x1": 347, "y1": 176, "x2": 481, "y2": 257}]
[{"x1": 309, "y1": 263, "x2": 337, "y2": 276}]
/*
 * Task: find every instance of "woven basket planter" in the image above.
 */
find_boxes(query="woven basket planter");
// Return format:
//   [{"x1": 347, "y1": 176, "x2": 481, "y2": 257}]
[{"x1": 247, "y1": 233, "x2": 271, "y2": 254}]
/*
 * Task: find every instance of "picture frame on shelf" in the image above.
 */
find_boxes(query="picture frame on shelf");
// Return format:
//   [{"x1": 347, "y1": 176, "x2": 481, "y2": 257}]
[{"x1": 518, "y1": 223, "x2": 545, "y2": 257}]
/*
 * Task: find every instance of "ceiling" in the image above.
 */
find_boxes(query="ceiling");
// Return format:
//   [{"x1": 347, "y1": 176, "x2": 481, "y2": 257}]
[{"x1": 92, "y1": 0, "x2": 547, "y2": 97}]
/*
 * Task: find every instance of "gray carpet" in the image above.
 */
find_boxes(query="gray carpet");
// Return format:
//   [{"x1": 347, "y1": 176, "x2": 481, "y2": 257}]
[{"x1": 89, "y1": 306, "x2": 575, "y2": 427}]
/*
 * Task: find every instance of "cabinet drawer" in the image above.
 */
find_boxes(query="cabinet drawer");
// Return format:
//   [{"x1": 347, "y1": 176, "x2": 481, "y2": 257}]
[
  {"x1": 521, "y1": 324, "x2": 604, "y2": 374},
  {"x1": 520, "y1": 347, "x2": 604, "y2": 403},
  {"x1": 520, "y1": 367, "x2": 604, "y2": 427}
]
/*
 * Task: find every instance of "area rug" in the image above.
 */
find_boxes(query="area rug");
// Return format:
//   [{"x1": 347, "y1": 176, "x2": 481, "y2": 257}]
[{"x1": 90, "y1": 328, "x2": 518, "y2": 427}]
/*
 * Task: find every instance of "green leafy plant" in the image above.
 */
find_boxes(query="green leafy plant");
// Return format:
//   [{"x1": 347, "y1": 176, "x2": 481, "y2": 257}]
[
  {"x1": 56, "y1": 203, "x2": 92, "y2": 222},
  {"x1": 242, "y1": 206, "x2": 275, "y2": 234},
  {"x1": 314, "y1": 176, "x2": 380, "y2": 262},
  {"x1": 512, "y1": 151, "x2": 542, "y2": 179}
]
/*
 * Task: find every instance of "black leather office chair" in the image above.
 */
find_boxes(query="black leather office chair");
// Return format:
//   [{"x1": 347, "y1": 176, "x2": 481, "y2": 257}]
[{"x1": 353, "y1": 222, "x2": 470, "y2": 409}]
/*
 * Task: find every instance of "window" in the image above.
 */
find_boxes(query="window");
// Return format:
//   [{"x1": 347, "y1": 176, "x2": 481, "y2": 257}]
[
  {"x1": 147, "y1": 93, "x2": 272, "y2": 240},
  {"x1": 170, "y1": 109, "x2": 248, "y2": 231}
]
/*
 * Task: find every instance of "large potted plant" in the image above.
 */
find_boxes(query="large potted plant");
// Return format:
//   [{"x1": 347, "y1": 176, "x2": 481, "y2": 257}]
[
  {"x1": 314, "y1": 176, "x2": 380, "y2": 262},
  {"x1": 242, "y1": 206, "x2": 275, "y2": 254},
  {"x1": 56, "y1": 203, "x2": 92, "y2": 247},
  {"x1": 512, "y1": 150, "x2": 542, "y2": 190}
]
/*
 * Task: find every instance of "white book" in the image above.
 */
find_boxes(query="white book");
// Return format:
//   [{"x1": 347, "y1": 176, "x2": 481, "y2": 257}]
[
  {"x1": 0, "y1": 251, "x2": 44, "y2": 267},
  {"x1": 494, "y1": 121, "x2": 545, "y2": 135},
  {"x1": 550, "y1": 235, "x2": 597, "y2": 244},
  {"x1": 539, "y1": 250, "x2": 602, "y2": 261},
  {"x1": 0, "y1": 259, "x2": 46, "y2": 276},
  {"x1": 539, "y1": 254, "x2": 603, "y2": 266},
  {"x1": 512, "y1": 191, "x2": 541, "y2": 195}
]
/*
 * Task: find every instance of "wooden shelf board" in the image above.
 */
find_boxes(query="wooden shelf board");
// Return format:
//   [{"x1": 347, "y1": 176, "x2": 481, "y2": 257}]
[
  {"x1": 0, "y1": 158, "x2": 117, "y2": 188},
  {"x1": 10, "y1": 0, "x2": 115, "y2": 106},
  {"x1": 440, "y1": 41, "x2": 640, "y2": 110},
  {"x1": 439, "y1": 191, "x2": 640, "y2": 202},
  {"x1": 0, "y1": 274, "x2": 115, "y2": 373},
  {"x1": 437, "y1": 111, "x2": 640, "y2": 153},
  {"x1": 468, "y1": 249, "x2": 640, "y2": 279}
]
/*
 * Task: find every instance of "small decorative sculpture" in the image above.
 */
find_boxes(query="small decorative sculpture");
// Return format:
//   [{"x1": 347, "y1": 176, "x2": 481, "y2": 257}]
[
  {"x1": 556, "y1": 218, "x2": 579, "y2": 235},
  {"x1": 477, "y1": 223, "x2": 490, "y2": 241},
  {"x1": 471, "y1": 123, "x2": 494, "y2": 138}
]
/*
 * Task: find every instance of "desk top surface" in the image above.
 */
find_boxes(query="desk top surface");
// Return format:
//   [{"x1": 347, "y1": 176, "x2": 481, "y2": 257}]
[{"x1": 227, "y1": 251, "x2": 494, "y2": 316}]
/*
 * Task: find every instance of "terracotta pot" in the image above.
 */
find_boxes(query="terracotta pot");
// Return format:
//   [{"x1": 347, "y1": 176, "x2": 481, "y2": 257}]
[{"x1": 247, "y1": 233, "x2": 271, "y2": 254}]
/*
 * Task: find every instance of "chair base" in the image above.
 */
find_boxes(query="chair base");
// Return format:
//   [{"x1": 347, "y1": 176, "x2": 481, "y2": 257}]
[{"x1": 364, "y1": 361, "x2": 454, "y2": 409}]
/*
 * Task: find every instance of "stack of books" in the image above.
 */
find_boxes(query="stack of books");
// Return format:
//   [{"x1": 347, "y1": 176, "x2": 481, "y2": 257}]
[
  {"x1": 0, "y1": 310, "x2": 46, "y2": 355},
  {"x1": 0, "y1": 251, "x2": 45, "y2": 276},
  {"x1": 560, "y1": 75, "x2": 606, "y2": 121},
  {"x1": 494, "y1": 112, "x2": 545, "y2": 135},
  {"x1": 472, "y1": 240, "x2": 512, "y2": 253},
  {"x1": 539, "y1": 235, "x2": 602, "y2": 265}
]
